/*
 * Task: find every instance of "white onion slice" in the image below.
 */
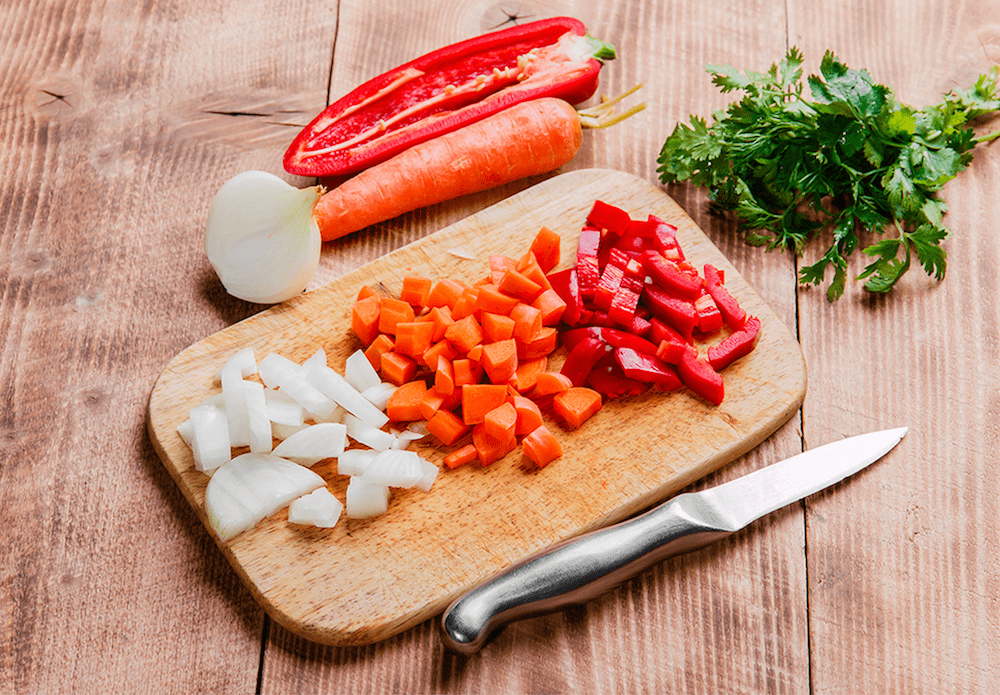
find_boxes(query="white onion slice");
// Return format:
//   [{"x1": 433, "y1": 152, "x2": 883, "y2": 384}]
[
  {"x1": 415, "y1": 458, "x2": 439, "y2": 493},
  {"x1": 214, "y1": 347, "x2": 257, "y2": 382},
  {"x1": 272, "y1": 423, "x2": 347, "y2": 466},
  {"x1": 205, "y1": 453, "x2": 325, "y2": 541},
  {"x1": 391, "y1": 428, "x2": 426, "y2": 450},
  {"x1": 361, "y1": 382, "x2": 397, "y2": 411},
  {"x1": 346, "y1": 477, "x2": 390, "y2": 518},
  {"x1": 302, "y1": 347, "x2": 327, "y2": 372},
  {"x1": 288, "y1": 487, "x2": 343, "y2": 528},
  {"x1": 304, "y1": 361, "x2": 389, "y2": 428},
  {"x1": 204, "y1": 170, "x2": 322, "y2": 304},
  {"x1": 220, "y1": 363, "x2": 250, "y2": 447},
  {"x1": 259, "y1": 353, "x2": 337, "y2": 419},
  {"x1": 272, "y1": 422, "x2": 308, "y2": 441},
  {"x1": 264, "y1": 388, "x2": 305, "y2": 426},
  {"x1": 243, "y1": 381, "x2": 272, "y2": 454},
  {"x1": 189, "y1": 404, "x2": 231, "y2": 473},
  {"x1": 362, "y1": 449, "x2": 424, "y2": 488},
  {"x1": 344, "y1": 350, "x2": 381, "y2": 393},
  {"x1": 344, "y1": 413, "x2": 395, "y2": 451},
  {"x1": 338, "y1": 449, "x2": 378, "y2": 476},
  {"x1": 177, "y1": 419, "x2": 194, "y2": 448}
]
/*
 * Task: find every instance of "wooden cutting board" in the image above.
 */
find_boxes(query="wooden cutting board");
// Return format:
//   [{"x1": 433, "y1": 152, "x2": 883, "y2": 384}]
[{"x1": 147, "y1": 168, "x2": 806, "y2": 647}]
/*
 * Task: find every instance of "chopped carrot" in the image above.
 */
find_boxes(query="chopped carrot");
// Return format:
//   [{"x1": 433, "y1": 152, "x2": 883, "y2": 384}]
[
  {"x1": 509, "y1": 356, "x2": 547, "y2": 393},
  {"x1": 498, "y1": 269, "x2": 543, "y2": 303},
  {"x1": 313, "y1": 99, "x2": 584, "y2": 242},
  {"x1": 461, "y1": 383, "x2": 508, "y2": 425},
  {"x1": 472, "y1": 422, "x2": 516, "y2": 465},
  {"x1": 356, "y1": 285, "x2": 381, "y2": 302},
  {"x1": 510, "y1": 302, "x2": 543, "y2": 342},
  {"x1": 453, "y1": 358, "x2": 483, "y2": 387},
  {"x1": 426, "y1": 278, "x2": 466, "y2": 309},
  {"x1": 420, "y1": 388, "x2": 462, "y2": 420},
  {"x1": 351, "y1": 296, "x2": 381, "y2": 346},
  {"x1": 522, "y1": 425, "x2": 563, "y2": 468},
  {"x1": 476, "y1": 284, "x2": 519, "y2": 315},
  {"x1": 426, "y1": 408, "x2": 470, "y2": 446},
  {"x1": 489, "y1": 255, "x2": 519, "y2": 285},
  {"x1": 394, "y1": 321, "x2": 435, "y2": 357},
  {"x1": 400, "y1": 276, "x2": 432, "y2": 307},
  {"x1": 481, "y1": 312, "x2": 516, "y2": 342},
  {"x1": 481, "y1": 339, "x2": 518, "y2": 384},
  {"x1": 421, "y1": 339, "x2": 458, "y2": 369},
  {"x1": 364, "y1": 333, "x2": 395, "y2": 370},
  {"x1": 386, "y1": 380, "x2": 427, "y2": 421},
  {"x1": 511, "y1": 395, "x2": 544, "y2": 435},
  {"x1": 444, "y1": 315, "x2": 483, "y2": 354},
  {"x1": 380, "y1": 351, "x2": 417, "y2": 386},
  {"x1": 451, "y1": 287, "x2": 480, "y2": 320},
  {"x1": 434, "y1": 356, "x2": 455, "y2": 395},
  {"x1": 426, "y1": 306, "x2": 455, "y2": 341},
  {"x1": 483, "y1": 402, "x2": 517, "y2": 442},
  {"x1": 531, "y1": 288, "x2": 567, "y2": 326},
  {"x1": 553, "y1": 387, "x2": 603, "y2": 429},
  {"x1": 444, "y1": 444, "x2": 478, "y2": 469},
  {"x1": 378, "y1": 297, "x2": 415, "y2": 335},
  {"x1": 516, "y1": 251, "x2": 552, "y2": 292},
  {"x1": 466, "y1": 344, "x2": 483, "y2": 362},
  {"x1": 517, "y1": 326, "x2": 558, "y2": 359},
  {"x1": 534, "y1": 371, "x2": 574, "y2": 396},
  {"x1": 529, "y1": 226, "x2": 561, "y2": 273}
]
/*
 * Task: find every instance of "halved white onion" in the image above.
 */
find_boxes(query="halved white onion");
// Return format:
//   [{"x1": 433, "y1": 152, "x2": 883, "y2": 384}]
[
  {"x1": 204, "y1": 170, "x2": 322, "y2": 304},
  {"x1": 272, "y1": 422, "x2": 347, "y2": 466},
  {"x1": 338, "y1": 449, "x2": 378, "y2": 476},
  {"x1": 345, "y1": 477, "x2": 390, "y2": 518},
  {"x1": 205, "y1": 453, "x2": 325, "y2": 541},
  {"x1": 344, "y1": 349, "x2": 381, "y2": 393},
  {"x1": 288, "y1": 487, "x2": 343, "y2": 528},
  {"x1": 188, "y1": 404, "x2": 231, "y2": 473}
]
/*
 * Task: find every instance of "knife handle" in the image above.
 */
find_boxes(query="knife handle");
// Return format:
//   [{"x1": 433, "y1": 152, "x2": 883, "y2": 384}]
[{"x1": 440, "y1": 493, "x2": 735, "y2": 654}]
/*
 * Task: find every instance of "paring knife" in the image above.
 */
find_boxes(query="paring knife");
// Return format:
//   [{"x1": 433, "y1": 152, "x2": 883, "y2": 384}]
[{"x1": 441, "y1": 427, "x2": 907, "y2": 654}]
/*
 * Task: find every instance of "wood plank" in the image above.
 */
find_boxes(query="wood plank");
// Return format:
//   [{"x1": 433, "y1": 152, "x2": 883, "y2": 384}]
[
  {"x1": 788, "y1": 1, "x2": 1000, "y2": 691},
  {"x1": 261, "y1": 1, "x2": 808, "y2": 692},
  {"x1": 148, "y1": 168, "x2": 806, "y2": 646},
  {"x1": 0, "y1": 0, "x2": 336, "y2": 691}
]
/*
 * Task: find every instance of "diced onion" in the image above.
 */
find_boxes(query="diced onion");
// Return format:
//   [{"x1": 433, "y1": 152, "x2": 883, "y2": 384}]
[
  {"x1": 272, "y1": 422, "x2": 347, "y2": 466},
  {"x1": 243, "y1": 381, "x2": 272, "y2": 454},
  {"x1": 204, "y1": 170, "x2": 322, "y2": 304},
  {"x1": 344, "y1": 350, "x2": 381, "y2": 393},
  {"x1": 338, "y1": 449, "x2": 378, "y2": 476},
  {"x1": 214, "y1": 347, "x2": 257, "y2": 382},
  {"x1": 362, "y1": 449, "x2": 424, "y2": 488},
  {"x1": 391, "y1": 428, "x2": 426, "y2": 450},
  {"x1": 264, "y1": 388, "x2": 305, "y2": 426},
  {"x1": 345, "y1": 477, "x2": 390, "y2": 518},
  {"x1": 188, "y1": 404, "x2": 231, "y2": 473},
  {"x1": 344, "y1": 413, "x2": 395, "y2": 451},
  {"x1": 361, "y1": 382, "x2": 397, "y2": 411},
  {"x1": 415, "y1": 458, "x2": 439, "y2": 493},
  {"x1": 288, "y1": 487, "x2": 343, "y2": 528},
  {"x1": 302, "y1": 347, "x2": 327, "y2": 372},
  {"x1": 259, "y1": 353, "x2": 337, "y2": 419},
  {"x1": 305, "y1": 361, "x2": 389, "y2": 428},
  {"x1": 220, "y1": 363, "x2": 250, "y2": 447},
  {"x1": 272, "y1": 422, "x2": 308, "y2": 441},
  {"x1": 205, "y1": 453, "x2": 324, "y2": 541}
]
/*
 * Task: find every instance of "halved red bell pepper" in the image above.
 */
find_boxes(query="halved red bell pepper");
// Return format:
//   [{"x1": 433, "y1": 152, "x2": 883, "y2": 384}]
[{"x1": 284, "y1": 17, "x2": 616, "y2": 177}]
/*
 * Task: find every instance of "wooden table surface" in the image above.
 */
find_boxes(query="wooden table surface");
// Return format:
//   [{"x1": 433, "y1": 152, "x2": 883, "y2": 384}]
[{"x1": 3, "y1": 0, "x2": 999, "y2": 692}]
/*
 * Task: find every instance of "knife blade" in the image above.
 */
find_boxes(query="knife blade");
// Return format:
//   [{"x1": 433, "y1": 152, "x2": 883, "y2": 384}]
[{"x1": 440, "y1": 427, "x2": 907, "y2": 654}]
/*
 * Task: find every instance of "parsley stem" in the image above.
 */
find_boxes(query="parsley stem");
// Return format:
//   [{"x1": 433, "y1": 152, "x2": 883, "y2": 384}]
[{"x1": 973, "y1": 128, "x2": 1000, "y2": 144}]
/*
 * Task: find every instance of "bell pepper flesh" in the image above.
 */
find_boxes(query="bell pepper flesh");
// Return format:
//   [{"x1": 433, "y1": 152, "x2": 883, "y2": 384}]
[
  {"x1": 707, "y1": 316, "x2": 761, "y2": 371},
  {"x1": 587, "y1": 354, "x2": 650, "y2": 398},
  {"x1": 284, "y1": 17, "x2": 615, "y2": 177},
  {"x1": 703, "y1": 264, "x2": 747, "y2": 331},
  {"x1": 560, "y1": 335, "x2": 608, "y2": 386},
  {"x1": 614, "y1": 347, "x2": 682, "y2": 389},
  {"x1": 677, "y1": 346, "x2": 725, "y2": 405}
]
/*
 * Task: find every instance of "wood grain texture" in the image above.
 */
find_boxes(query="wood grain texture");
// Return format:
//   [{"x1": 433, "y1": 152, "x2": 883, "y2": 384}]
[
  {"x1": 0, "y1": 0, "x2": 336, "y2": 692},
  {"x1": 148, "y1": 169, "x2": 806, "y2": 646}
]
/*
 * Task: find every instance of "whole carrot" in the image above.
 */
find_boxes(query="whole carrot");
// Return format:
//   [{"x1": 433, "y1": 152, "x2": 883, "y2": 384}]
[{"x1": 313, "y1": 98, "x2": 582, "y2": 242}]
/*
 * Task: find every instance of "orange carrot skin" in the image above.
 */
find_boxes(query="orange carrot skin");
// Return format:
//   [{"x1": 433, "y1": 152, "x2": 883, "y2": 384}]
[
  {"x1": 522, "y1": 425, "x2": 563, "y2": 467},
  {"x1": 314, "y1": 98, "x2": 584, "y2": 241},
  {"x1": 553, "y1": 387, "x2": 603, "y2": 429}
]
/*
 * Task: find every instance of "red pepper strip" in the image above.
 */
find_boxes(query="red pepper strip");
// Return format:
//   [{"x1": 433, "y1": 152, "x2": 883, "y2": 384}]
[
  {"x1": 694, "y1": 292, "x2": 723, "y2": 334},
  {"x1": 586, "y1": 354, "x2": 650, "y2": 398},
  {"x1": 708, "y1": 316, "x2": 761, "y2": 371},
  {"x1": 575, "y1": 227, "x2": 602, "y2": 301},
  {"x1": 284, "y1": 17, "x2": 615, "y2": 177},
  {"x1": 648, "y1": 215, "x2": 685, "y2": 261},
  {"x1": 703, "y1": 264, "x2": 746, "y2": 331},
  {"x1": 648, "y1": 316, "x2": 685, "y2": 346},
  {"x1": 641, "y1": 286, "x2": 698, "y2": 343},
  {"x1": 677, "y1": 346, "x2": 725, "y2": 405},
  {"x1": 560, "y1": 326, "x2": 604, "y2": 352},
  {"x1": 599, "y1": 327, "x2": 658, "y2": 354},
  {"x1": 643, "y1": 251, "x2": 702, "y2": 301},
  {"x1": 655, "y1": 339, "x2": 686, "y2": 365},
  {"x1": 629, "y1": 314, "x2": 653, "y2": 337},
  {"x1": 614, "y1": 347, "x2": 682, "y2": 389},
  {"x1": 586, "y1": 200, "x2": 632, "y2": 235},
  {"x1": 547, "y1": 268, "x2": 584, "y2": 326},
  {"x1": 608, "y1": 275, "x2": 642, "y2": 327},
  {"x1": 593, "y1": 262, "x2": 624, "y2": 311},
  {"x1": 560, "y1": 335, "x2": 609, "y2": 386},
  {"x1": 624, "y1": 218, "x2": 660, "y2": 238}
]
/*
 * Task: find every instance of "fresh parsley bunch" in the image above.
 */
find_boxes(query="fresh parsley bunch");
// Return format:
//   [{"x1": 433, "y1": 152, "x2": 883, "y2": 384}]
[{"x1": 657, "y1": 48, "x2": 1000, "y2": 300}]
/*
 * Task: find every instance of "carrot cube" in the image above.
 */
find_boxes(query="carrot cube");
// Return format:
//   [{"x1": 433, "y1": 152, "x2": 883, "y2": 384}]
[
  {"x1": 510, "y1": 302, "x2": 543, "y2": 343},
  {"x1": 483, "y1": 401, "x2": 517, "y2": 442},
  {"x1": 444, "y1": 315, "x2": 484, "y2": 354},
  {"x1": 394, "y1": 321, "x2": 435, "y2": 357},
  {"x1": 553, "y1": 387, "x2": 603, "y2": 429},
  {"x1": 380, "y1": 351, "x2": 417, "y2": 386},
  {"x1": 517, "y1": 326, "x2": 558, "y2": 359},
  {"x1": 386, "y1": 380, "x2": 427, "y2": 421},
  {"x1": 472, "y1": 422, "x2": 516, "y2": 465},
  {"x1": 444, "y1": 444, "x2": 479, "y2": 469},
  {"x1": 475, "y1": 284, "x2": 519, "y2": 315},
  {"x1": 461, "y1": 383, "x2": 508, "y2": 425},
  {"x1": 532, "y1": 289, "x2": 567, "y2": 326},
  {"x1": 453, "y1": 358, "x2": 483, "y2": 387},
  {"x1": 489, "y1": 255, "x2": 519, "y2": 285},
  {"x1": 351, "y1": 296, "x2": 381, "y2": 346},
  {"x1": 400, "y1": 276, "x2": 432, "y2": 307},
  {"x1": 529, "y1": 226, "x2": 561, "y2": 273},
  {"x1": 364, "y1": 333, "x2": 395, "y2": 370},
  {"x1": 498, "y1": 269, "x2": 543, "y2": 303},
  {"x1": 426, "y1": 278, "x2": 467, "y2": 309},
  {"x1": 422, "y1": 339, "x2": 458, "y2": 369},
  {"x1": 451, "y1": 287, "x2": 481, "y2": 320},
  {"x1": 426, "y1": 408, "x2": 470, "y2": 446},
  {"x1": 435, "y1": 357, "x2": 455, "y2": 396},
  {"x1": 481, "y1": 339, "x2": 518, "y2": 384},
  {"x1": 509, "y1": 356, "x2": 546, "y2": 393},
  {"x1": 481, "y1": 312, "x2": 516, "y2": 342},
  {"x1": 512, "y1": 396, "x2": 544, "y2": 435},
  {"x1": 522, "y1": 425, "x2": 563, "y2": 468},
  {"x1": 378, "y1": 297, "x2": 415, "y2": 335}
]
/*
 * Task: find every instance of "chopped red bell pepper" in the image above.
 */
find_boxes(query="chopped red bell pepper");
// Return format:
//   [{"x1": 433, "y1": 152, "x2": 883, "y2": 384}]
[
  {"x1": 560, "y1": 335, "x2": 609, "y2": 386},
  {"x1": 642, "y1": 251, "x2": 703, "y2": 300},
  {"x1": 575, "y1": 227, "x2": 602, "y2": 301},
  {"x1": 654, "y1": 339, "x2": 686, "y2": 365},
  {"x1": 703, "y1": 264, "x2": 746, "y2": 331},
  {"x1": 694, "y1": 292, "x2": 723, "y2": 334},
  {"x1": 608, "y1": 275, "x2": 642, "y2": 327},
  {"x1": 284, "y1": 17, "x2": 615, "y2": 177},
  {"x1": 614, "y1": 347, "x2": 682, "y2": 389},
  {"x1": 586, "y1": 354, "x2": 649, "y2": 398},
  {"x1": 586, "y1": 200, "x2": 631, "y2": 235},
  {"x1": 707, "y1": 316, "x2": 761, "y2": 371},
  {"x1": 547, "y1": 268, "x2": 583, "y2": 326},
  {"x1": 648, "y1": 215, "x2": 684, "y2": 261},
  {"x1": 641, "y1": 285, "x2": 699, "y2": 342},
  {"x1": 598, "y1": 327, "x2": 658, "y2": 354},
  {"x1": 677, "y1": 346, "x2": 724, "y2": 405},
  {"x1": 593, "y1": 262, "x2": 624, "y2": 311}
]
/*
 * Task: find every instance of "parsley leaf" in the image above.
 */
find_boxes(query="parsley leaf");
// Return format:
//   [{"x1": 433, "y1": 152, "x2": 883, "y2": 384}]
[{"x1": 657, "y1": 51, "x2": 1000, "y2": 300}]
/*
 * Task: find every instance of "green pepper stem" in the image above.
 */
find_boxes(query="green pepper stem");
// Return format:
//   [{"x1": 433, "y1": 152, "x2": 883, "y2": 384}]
[{"x1": 583, "y1": 34, "x2": 617, "y2": 61}]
